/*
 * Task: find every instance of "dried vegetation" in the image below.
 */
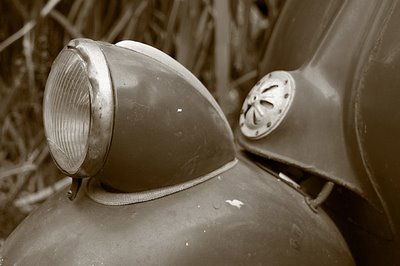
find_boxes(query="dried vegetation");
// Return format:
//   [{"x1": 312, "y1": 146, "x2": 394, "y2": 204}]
[{"x1": 0, "y1": 0, "x2": 284, "y2": 243}]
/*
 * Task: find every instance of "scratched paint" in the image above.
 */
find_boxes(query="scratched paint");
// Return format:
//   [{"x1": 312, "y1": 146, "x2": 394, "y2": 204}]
[{"x1": 225, "y1": 199, "x2": 244, "y2": 208}]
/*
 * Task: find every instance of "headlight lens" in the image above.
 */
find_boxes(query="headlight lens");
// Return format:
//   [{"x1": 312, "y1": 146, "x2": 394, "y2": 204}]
[{"x1": 43, "y1": 49, "x2": 91, "y2": 174}]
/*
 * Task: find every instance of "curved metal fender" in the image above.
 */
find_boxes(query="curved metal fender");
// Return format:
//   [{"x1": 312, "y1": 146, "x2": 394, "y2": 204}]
[{"x1": 1, "y1": 158, "x2": 354, "y2": 265}]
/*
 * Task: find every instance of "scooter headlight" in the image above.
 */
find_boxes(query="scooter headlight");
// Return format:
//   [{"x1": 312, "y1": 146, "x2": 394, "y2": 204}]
[
  {"x1": 44, "y1": 49, "x2": 90, "y2": 173},
  {"x1": 43, "y1": 39, "x2": 113, "y2": 177},
  {"x1": 43, "y1": 38, "x2": 235, "y2": 197}
]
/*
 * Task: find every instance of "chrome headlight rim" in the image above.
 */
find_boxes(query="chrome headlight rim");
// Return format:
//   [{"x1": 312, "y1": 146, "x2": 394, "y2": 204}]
[{"x1": 44, "y1": 38, "x2": 114, "y2": 177}]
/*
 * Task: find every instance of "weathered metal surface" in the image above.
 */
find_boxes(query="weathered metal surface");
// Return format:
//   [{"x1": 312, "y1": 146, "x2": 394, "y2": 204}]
[
  {"x1": 95, "y1": 42, "x2": 235, "y2": 192},
  {"x1": 239, "y1": 0, "x2": 383, "y2": 210},
  {"x1": 4, "y1": 1, "x2": 400, "y2": 264},
  {"x1": 353, "y1": 0, "x2": 400, "y2": 263},
  {"x1": 259, "y1": 0, "x2": 345, "y2": 74},
  {"x1": 1, "y1": 157, "x2": 353, "y2": 265},
  {"x1": 239, "y1": 0, "x2": 400, "y2": 264}
]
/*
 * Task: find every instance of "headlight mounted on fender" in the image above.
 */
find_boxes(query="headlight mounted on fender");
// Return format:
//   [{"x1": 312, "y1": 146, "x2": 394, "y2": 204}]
[{"x1": 43, "y1": 38, "x2": 235, "y2": 197}]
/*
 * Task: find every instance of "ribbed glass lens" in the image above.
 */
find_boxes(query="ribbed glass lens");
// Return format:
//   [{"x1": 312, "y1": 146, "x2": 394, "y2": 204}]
[{"x1": 44, "y1": 49, "x2": 91, "y2": 174}]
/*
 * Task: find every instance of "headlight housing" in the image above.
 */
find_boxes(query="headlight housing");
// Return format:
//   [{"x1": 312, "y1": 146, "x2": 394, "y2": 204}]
[{"x1": 44, "y1": 38, "x2": 235, "y2": 196}]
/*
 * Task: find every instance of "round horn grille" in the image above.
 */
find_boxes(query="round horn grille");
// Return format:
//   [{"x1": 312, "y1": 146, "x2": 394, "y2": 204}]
[{"x1": 239, "y1": 71, "x2": 295, "y2": 139}]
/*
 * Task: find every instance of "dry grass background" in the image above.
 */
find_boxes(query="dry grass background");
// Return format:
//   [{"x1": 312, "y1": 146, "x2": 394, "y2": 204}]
[{"x1": 0, "y1": 0, "x2": 284, "y2": 243}]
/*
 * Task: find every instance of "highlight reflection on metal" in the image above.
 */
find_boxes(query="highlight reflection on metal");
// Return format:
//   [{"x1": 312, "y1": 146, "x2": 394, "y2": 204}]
[
  {"x1": 116, "y1": 40, "x2": 233, "y2": 139},
  {"x1": 67, "y1": 39, "x2": 114, "y2": 177},
  {"x1": 240, "y1": 71, "x2": 295, "y2": 139}
]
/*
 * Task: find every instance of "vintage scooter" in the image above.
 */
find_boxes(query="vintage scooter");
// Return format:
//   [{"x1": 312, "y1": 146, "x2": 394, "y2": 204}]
[{"x1": 1, "y1": 0, "x2": 399, "y2": 265}]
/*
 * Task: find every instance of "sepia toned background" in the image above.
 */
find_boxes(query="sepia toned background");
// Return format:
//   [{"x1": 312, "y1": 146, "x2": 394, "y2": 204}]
[{"x1": 0, "y1": 0, "x2": 284, "y2": 243}]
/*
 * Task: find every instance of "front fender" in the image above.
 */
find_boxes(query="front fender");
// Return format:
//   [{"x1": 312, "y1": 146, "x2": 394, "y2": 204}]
[{"x1": 1, "y1": 157, "x2": 353, "y2": 265}]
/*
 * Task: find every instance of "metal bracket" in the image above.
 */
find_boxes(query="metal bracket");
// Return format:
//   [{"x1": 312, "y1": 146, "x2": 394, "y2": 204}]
[
  {"x1": 305, "y1": 181, "x2": 334, "y2": 213},
  {"x1": 67, "y1": 178, "x2": 83, "y2": 201}
]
